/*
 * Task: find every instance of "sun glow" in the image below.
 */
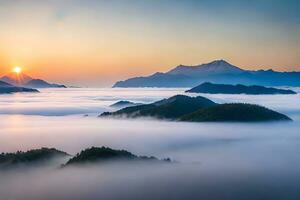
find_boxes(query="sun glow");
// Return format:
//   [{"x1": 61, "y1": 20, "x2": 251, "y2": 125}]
[{"x1": 13, "y1": 66, "x2": 22, "y2": 74}]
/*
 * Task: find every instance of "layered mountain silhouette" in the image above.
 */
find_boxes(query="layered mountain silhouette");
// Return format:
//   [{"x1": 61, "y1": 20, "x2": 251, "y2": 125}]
[
  {"x1": 113, "y1": 60, "x2": 300, "y2": 87},
  {"x1": 0, "y1": 80, "x2": 39, "y2": 94},
  {"x1": 1, "y1": 72, "x2": 66, "y2": 88},
  {"x1": 100, "y1": 95, "x2": 291, "y2": 122},
  {"x1": 25, "y1": 79, "x2": 66, "y2": 88},
  {"x1": 186, "y1": 82, "x2": 297, "y2": 95}
]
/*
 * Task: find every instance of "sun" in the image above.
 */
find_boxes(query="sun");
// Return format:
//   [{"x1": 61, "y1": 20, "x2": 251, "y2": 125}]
[{"x1": 13, "y1": 66, "x2": 22, "y2": 74}]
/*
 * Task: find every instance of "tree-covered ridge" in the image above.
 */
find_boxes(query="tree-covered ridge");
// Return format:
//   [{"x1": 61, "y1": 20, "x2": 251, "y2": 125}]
[
  {"x1": 64, "y1": 147, "x2": 171, "y2": 166},
  {"x1": 180, "y1": 103, "x2": 291, "y2": 122},
  {"x1": 186, "y1": 82, "x2": 296, "y2": 95},
  {"x1": 0, "y1": 147, "x2": 171, "y2": 169},
  {"x1": 100, "y1": 95, "x2": 291, "y2": 122},
  {"x1": 0, "y1": 148, "x2": 68, "y2": 167},
  {"x1": 101, "y1": 95, "x2": 216, "y2": 119}
]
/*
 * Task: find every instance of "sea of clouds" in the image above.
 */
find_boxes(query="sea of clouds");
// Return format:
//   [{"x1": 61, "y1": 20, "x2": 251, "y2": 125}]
[{"x1": 0, "y1": 87, "x2": 300, "y2": 199}]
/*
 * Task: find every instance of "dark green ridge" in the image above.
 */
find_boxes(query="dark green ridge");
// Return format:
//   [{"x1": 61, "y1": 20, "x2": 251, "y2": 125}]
[
  {"x1": 100, "y1": 95, "x2": 291, "y2": 122},
  {"x1": 180, "y1": 103, "x2": 292, "y2": 122},
  {"x1": 100, "y1": 95, "x2": 216, "y2": 120},
  {"x1": 186, "y1": 82, "x2": 296, "y2": 95},
  {"x1": 0, "y1": 148, "x2": 69, "y2": 168}
]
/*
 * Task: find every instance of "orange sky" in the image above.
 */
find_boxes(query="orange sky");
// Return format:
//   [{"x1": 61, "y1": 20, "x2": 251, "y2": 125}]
[{"x1": 0, "y1": 0, "x2": 299, "y2": 86}]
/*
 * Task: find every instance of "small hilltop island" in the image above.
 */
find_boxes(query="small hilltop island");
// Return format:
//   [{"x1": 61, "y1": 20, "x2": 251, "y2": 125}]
[
  {"x1": 0, "y1": 148, "x2": 69, "y2": 168},
  {"x1": 0, "y1": 147, "x2": 171, "y2": 169},
  {"x1": 63, "y1": 146, "x2": 171, "y2": 167},
  {"x1": 100, "y1": 95, "x2": 291, "y2": 122},
  {"x1": 186, "y1": 82, "x2": 296, "y2": 95}
]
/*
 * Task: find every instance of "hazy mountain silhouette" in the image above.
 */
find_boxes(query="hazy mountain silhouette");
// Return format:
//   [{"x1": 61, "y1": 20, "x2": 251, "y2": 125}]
[
  {"x1": 0, "y1": 72, "x2": 66, "y2": 88},
  {"x1": 186, "y1": 82, "x2": 297, "y2": 95},
  {"x1": 110, "y1": 101, "x2": 143, "y2": 109},
  {"x1": 100, "y1": 95, "x2": 291, "y2": 122},
  {"x1": 25, "y1": 79, "x2": 66, "y2": 88},
  {"x1": 113, "y1": 60, "x2": 300, "y2": 87}
]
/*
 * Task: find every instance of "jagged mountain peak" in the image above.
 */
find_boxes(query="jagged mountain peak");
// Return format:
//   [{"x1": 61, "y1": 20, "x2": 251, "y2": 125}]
[
  {"x1": 167, "y1": 59, "x2": 244, "y2": 76},
  {"x1": 200, "y1": 59, "x2": 244, "y2": 72},
  {"x1": 209, "y1": 59, "x2": 230, "y2": 65}
]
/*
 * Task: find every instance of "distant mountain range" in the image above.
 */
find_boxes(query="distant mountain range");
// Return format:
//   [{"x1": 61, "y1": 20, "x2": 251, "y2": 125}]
[
  {"x1": 113, "y1": 60, "x2": 300, "y2": 87},
  {"x1": 0, "y1": 72, "x2": 66, "y2": 88}
]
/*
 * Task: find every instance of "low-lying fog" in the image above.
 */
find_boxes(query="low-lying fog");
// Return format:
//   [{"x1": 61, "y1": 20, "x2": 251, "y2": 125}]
[{"x1": 0, "y1": 88, "x2": 300, "y2": 200}]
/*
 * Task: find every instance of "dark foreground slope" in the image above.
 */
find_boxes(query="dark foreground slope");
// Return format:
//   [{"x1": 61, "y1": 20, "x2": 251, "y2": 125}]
[
  {"x1": 101, "y1": 95, "x2": 216, "y2": 119},
  {"x1": 0, "y1": 80, "x2": 39, "y2": 94},
  {"x1": 100, "y1": 95, "x2": 291, "y2": 122},
  {"x1": 0, "y1": 148, "x2": 68, "y2": 168},
  {"x1": 186, "y1": 82, "x2": 296, "y2": 94},
  {"x1": 180, "y1": 103, "x2": 291, "y2": 122},
  {"x1": 0, "y1": 86, "x2": 39, "y2": 94},
  {"x1": 64, "y1": 147, "x2": 171, "y2": 167},
  {"x1": 0, "y1": 80, "x2": 12, "y2": 87}
]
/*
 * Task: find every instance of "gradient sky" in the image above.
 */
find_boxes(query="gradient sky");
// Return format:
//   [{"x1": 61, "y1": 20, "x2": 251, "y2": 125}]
[{"x1": 0, "y1": 0, "x2": 299, "y2": 86}]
